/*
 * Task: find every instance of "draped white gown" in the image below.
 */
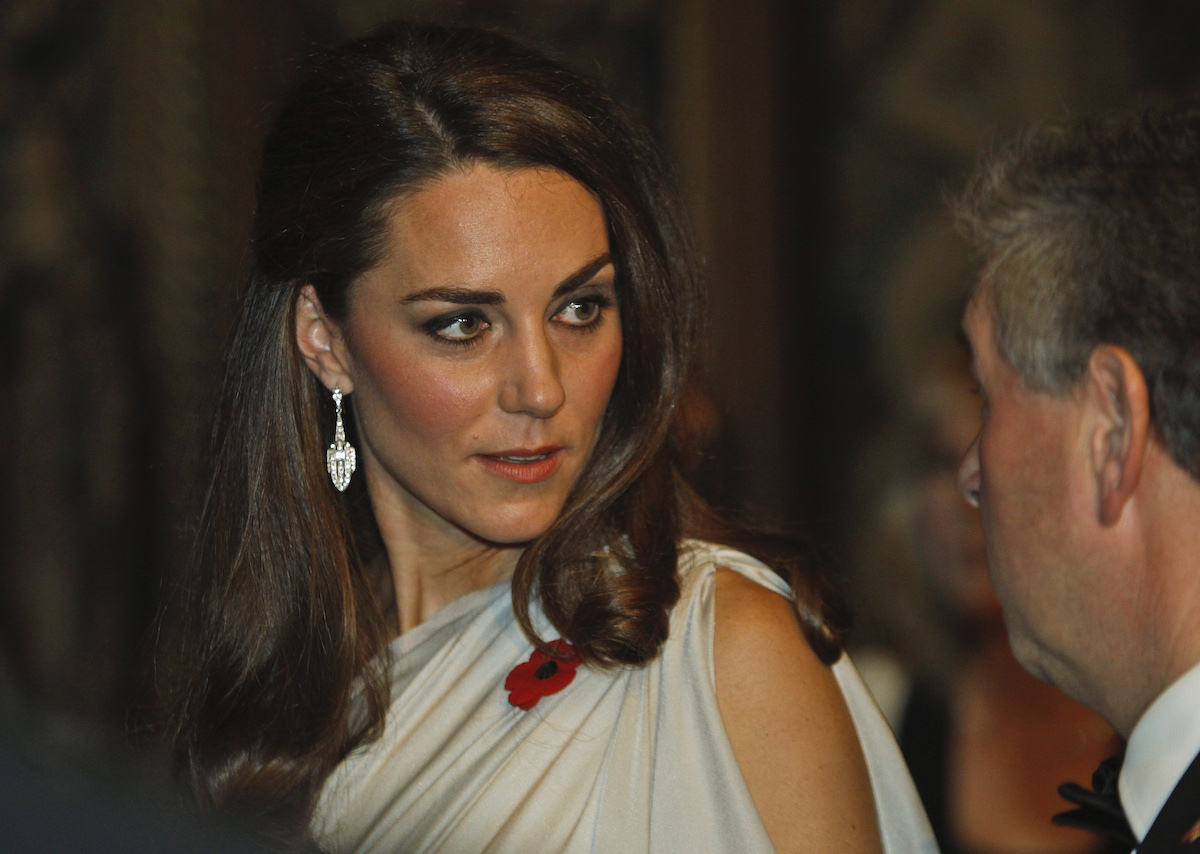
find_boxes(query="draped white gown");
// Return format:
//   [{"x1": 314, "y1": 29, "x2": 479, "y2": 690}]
[{"x1": 312, "y1": 540, "x2": 938, "y2": 853}]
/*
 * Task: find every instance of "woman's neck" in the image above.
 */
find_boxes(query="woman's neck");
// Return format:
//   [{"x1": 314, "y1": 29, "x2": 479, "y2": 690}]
[
  {"x1": 387, "y1": 539, "x2": 519, "y2": 634},
  {"x1": 368, "y1": 479, "x2": 523, "y2": 634}
]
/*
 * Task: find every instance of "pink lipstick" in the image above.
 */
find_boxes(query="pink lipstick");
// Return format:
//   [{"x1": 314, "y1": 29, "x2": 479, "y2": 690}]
[{"x1": 475, "y1": 447, "x2": 563, "y2": 483}]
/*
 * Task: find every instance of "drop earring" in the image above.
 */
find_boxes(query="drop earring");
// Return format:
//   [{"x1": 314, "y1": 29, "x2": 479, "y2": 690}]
[{"x1": 326, "y1": 387, "x2": 357, "y2": 491}]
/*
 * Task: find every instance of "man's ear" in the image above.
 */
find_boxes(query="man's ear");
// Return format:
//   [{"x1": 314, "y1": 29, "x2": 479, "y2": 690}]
[
  {"x1": 295, "y1": 285, "x2": 354, "y2": 394},
  {"x1": 1085, "y1": 345, "x2": 1150, "y2": 526}
]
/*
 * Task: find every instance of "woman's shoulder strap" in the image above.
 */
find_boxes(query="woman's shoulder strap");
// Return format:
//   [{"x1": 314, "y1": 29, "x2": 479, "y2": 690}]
[{"x1": 678, "y1": 539, "x2": 792, "y2": 599}]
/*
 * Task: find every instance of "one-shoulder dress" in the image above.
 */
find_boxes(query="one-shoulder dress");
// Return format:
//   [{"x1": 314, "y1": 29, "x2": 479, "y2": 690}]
[{"x1": 312, "y1": 540, "x2": 938, "y2": 853}]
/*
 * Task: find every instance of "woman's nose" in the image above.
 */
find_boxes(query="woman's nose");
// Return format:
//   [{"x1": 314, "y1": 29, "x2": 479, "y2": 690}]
[
  {"x1": 957, "y1": 431, "x2": 982, "y2": 508},
  {"x1": 500, "y1": 330, "x2": 566, "y2": 418}
]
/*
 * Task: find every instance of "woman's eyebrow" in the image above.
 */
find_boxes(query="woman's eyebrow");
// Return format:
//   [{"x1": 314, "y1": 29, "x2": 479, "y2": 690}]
[
  {"x1": 401, "y1": 286, "x2": 504, "y2": 306},
  {"x1": 402, "y1": 253, "x2": 614, "y2": 306},
  {"x1": 551, "y1": 252, "x2": 614, "y2": 300}
]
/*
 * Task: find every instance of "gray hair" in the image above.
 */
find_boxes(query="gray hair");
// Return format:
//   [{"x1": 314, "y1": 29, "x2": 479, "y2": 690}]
[{"x1": 954, "y1": 99, "x2": 1200, "y2": 480}]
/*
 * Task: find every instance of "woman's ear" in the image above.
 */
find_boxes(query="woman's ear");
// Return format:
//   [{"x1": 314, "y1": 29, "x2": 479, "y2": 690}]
[{"x1": 295, "y1": 285, "x2": 355, "y2": 393}]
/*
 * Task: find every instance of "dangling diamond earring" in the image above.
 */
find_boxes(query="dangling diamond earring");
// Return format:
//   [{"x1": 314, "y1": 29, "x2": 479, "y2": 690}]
[{"x1": 326, "y1": 387, "x2": 357, "y2": 491}]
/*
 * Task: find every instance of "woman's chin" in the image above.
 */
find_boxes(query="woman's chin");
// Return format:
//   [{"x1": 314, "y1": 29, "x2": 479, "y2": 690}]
[{"x1": 452, "y1": 503, "x2": 565, "y2": 548}]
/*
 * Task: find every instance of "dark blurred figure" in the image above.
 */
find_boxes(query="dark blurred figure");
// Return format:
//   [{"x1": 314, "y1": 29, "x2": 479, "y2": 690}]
[
  {"x1": 0, "y1": 656, "x2": 318, "y2": 853},
  {"x1": 0, "y1": 727, "x2": 326, "y2": 853}
]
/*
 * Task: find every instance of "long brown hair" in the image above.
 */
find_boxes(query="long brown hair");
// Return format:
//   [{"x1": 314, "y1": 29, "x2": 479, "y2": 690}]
[{"x1": 158, "y1": 20, "x2": 848, "y2": 836}]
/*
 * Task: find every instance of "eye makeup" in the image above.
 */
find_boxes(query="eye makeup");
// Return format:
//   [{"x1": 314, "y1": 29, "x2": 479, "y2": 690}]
[{"x1": 421, "y1": 309, "x2": 491, "y2": 346}]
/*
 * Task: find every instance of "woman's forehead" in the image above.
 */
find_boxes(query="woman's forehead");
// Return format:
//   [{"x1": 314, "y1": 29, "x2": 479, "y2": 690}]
[{"x1": 358, "y1": 164, "x2": 611, "y2": 299}]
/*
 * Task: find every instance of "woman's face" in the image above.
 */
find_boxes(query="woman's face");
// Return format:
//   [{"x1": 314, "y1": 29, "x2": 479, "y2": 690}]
[{"x1": 319, "y1": 164, "x2": 621, "y2": 547}]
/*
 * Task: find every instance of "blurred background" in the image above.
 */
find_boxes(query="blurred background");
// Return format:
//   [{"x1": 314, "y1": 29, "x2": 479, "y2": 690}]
[{"x1": 2, "y1": 0, "x2": 1200, "y2": 849}]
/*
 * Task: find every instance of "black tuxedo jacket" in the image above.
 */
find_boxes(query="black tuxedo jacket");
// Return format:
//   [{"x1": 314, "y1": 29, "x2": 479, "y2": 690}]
[{"x1": 1139, "y1": 750, "x2": 1200, "y2": 852}]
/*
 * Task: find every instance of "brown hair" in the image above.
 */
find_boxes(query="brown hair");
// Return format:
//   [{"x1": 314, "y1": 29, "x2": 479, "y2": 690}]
[
  {"x1": 955, "y1": 97, "x2": 1200, "y2": 480},
  {"x1": 158, "y1": 20, "x2": 847, "y2": 836}
]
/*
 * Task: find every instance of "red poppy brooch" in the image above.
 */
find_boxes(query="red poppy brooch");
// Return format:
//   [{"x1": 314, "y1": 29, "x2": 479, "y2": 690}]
[{"x1": 505, "y1": 639, "x2": 582, "y2": 710}]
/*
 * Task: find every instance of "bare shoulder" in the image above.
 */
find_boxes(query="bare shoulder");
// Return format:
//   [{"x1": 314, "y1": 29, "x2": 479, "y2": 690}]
[
  {"x1": 711, "y1": 567, "x2": 834, "y2": 694},
  {"x1": 712, "y1": 567, "x2": 882, "y2": 854},
  {"x1": 712, "y1": 566, "x2": 812, "y2": 650}
]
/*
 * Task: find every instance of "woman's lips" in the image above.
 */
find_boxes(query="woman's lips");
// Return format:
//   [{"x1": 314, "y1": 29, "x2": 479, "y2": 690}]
[{"x1": 475, "y1": 448, "x2": 564, "y2": 483}]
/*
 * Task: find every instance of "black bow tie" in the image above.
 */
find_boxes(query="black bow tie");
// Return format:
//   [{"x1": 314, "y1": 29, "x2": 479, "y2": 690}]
[{"x1": 1053, "y1": 754, "x2": 1137, "y2": 848}]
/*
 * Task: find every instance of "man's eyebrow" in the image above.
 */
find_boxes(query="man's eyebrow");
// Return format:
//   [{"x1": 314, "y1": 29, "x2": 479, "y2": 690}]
[
  {"x1": 400, "y1": 253, "x2": 614, "y2": 306},
  {"x1": 957, "y1": 325, "x2": 973, "y2": 357},
  {"x1": 956, "y1": 326, "x2": 981, "y2": 377}
]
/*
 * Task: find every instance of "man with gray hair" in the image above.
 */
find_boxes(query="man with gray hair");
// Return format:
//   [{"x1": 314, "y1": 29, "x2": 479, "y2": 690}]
[{"x1": 954, "y1": 98, "x2": 1200, "y2": 853}]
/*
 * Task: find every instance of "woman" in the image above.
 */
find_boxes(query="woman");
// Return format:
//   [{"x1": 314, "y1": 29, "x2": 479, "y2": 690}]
[{"x1": 160, "y1": 22, "x2": 934, "y2": 853}]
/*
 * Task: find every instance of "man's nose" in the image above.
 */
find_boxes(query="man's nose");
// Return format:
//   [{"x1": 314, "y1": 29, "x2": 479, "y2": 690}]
[
  {"x1": 957, "y1": 431, "x2": 982, "y2": 508},
  {"x1": 499, "y1": 329, "x2": 566, "y2": 418}
]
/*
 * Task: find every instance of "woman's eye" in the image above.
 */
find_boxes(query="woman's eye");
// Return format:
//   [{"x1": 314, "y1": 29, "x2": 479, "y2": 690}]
[
  {"x1": 436, "y1": 313, "x2": 488, "y2": 341},
  {"x1": 556, "y1": 298, "x2": 604, "y2": 326}
]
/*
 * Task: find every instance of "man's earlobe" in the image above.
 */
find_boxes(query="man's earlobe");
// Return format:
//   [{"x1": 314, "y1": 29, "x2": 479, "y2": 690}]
[
  {"x1": 1087, "y1": 346, "x2": 1149, "y2": 526},
  {"x1": 295, "y1": 285, "x2": 354, "y2": 393}
]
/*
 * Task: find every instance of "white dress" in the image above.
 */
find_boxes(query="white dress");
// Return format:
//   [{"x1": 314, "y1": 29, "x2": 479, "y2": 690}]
[{"x1": 312, "y1": 540, "x2": 938, "y2": 853}]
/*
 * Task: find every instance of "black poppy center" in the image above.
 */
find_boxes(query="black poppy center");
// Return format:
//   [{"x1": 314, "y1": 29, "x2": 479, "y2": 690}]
[{"x1": 535, "y1": 660, "x2": 559, "y2": 680}]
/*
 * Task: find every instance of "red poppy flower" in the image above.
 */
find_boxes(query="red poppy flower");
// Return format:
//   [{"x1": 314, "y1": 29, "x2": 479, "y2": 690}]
[{"x1": 505, "y1": 639, "x2": 582, "y2": 710}]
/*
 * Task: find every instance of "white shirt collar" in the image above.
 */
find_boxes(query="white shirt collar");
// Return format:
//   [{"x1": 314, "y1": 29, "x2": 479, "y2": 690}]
[{"x1": 1119, "y1": 660, "x2": 1200, "y2": 842}]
